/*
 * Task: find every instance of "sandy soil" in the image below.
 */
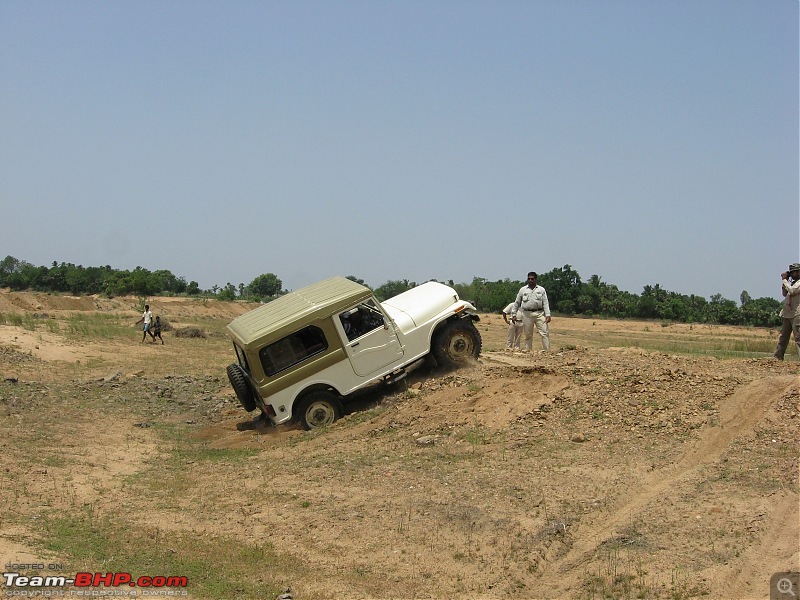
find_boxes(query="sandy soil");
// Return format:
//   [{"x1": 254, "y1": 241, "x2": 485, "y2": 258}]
[{"x1": 0, "y1": 289, "x2": 797, "y2": 599}]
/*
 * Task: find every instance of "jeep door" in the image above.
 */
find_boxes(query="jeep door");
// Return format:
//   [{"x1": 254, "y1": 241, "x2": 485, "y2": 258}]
[{"x1": 337, "y1": 299, "x2": 404, "y2": 376}]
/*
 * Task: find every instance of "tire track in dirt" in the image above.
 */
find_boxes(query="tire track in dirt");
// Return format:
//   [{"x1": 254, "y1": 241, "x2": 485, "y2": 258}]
[
  {"x1": 537, "y1": 374, "x2": 797, "y2": 597},
  {"x1": 710, "y1": 488, "x2": 799, "y2": 599}
]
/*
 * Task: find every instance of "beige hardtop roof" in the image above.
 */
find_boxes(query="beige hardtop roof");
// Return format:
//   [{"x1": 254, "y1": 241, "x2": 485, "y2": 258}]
[{"x1": 226, "y1": 276, "x2": 373, "y2": 347}]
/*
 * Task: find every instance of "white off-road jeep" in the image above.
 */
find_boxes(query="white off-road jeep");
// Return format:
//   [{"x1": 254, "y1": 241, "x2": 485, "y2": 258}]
[{"x1": 226, "y1": 276, "x2": 481, "y2": 430}]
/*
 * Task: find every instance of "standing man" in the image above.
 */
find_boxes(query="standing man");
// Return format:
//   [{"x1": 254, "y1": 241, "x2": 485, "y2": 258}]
[
  {"x1": 512, "y1": 272, "x2": 551, "y2": 352},
  {"x1": 774, "y1": 263, "x2": 800, "y2": 360},
  {"x1": 136, "y1": 304, "x2": 155, "y2": 343},
  {"x1": 502, "y1": 301, "x2": 523, "y2": 351}
]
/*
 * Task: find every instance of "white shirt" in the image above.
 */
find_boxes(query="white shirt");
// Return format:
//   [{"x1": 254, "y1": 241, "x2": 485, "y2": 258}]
[
  {"x1": 780, "y1": 279, "x2": 800, "y2": 319},
  {"x1": 513, "y1": 285, "x2": 551, "y2": 317}
]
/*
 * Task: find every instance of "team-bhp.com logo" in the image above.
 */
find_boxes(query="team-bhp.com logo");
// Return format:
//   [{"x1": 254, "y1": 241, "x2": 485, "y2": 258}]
[{"x1": 3, "y1": 570, "x2": 188, "y2": 596}]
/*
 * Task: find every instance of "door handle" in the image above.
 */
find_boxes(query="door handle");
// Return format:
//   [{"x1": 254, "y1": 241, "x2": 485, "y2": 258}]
[{"x1": 351, "y1": 342, "x2": 360, "y2": 348}]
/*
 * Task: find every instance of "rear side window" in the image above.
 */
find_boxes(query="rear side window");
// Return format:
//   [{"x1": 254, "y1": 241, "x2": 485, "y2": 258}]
[{"x1": 259, "y1": 326, "x2": 328, "y2": 376}]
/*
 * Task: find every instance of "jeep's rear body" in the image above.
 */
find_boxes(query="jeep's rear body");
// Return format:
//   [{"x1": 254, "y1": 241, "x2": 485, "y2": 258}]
[{"x1": 226, "y1": 276, "x2": 478, "y2": 426}]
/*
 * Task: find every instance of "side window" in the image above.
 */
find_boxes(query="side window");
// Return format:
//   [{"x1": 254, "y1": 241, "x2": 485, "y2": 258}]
[
  {"x1": 259, "y1": 326, "x2": 328, "y2": 376},
  {"x1": 339, "y1": 299, "x2": 385, "y2": 342}
]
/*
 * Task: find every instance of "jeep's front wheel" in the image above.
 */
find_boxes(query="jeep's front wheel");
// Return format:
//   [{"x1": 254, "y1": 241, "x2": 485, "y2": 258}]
[
  {"x1": 295, "y1": 391, "x2": 343, "y2": 430},
  {"x1": 227, "y1": 364, "x2": 257, "y2": 412},
  {"x1": 432, "y1": 319, "x2": 482, "y2": 368}
]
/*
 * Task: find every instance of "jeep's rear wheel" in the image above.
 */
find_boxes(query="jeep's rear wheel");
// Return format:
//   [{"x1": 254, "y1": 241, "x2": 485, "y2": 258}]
[
  {"x1": 295, "y1": 391, "x2": 342, "y2": 430},
  {"x1": 227, "y1": 363, "x2": 257, "y2": 412},
  {"x1": 432, "y1": 319, "x2": 482, "y2": 368}
]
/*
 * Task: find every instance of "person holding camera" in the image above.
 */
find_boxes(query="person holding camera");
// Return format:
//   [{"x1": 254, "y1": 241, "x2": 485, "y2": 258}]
[{"x1": 774, "y1": 263, "x2": 800, "y2": 360}]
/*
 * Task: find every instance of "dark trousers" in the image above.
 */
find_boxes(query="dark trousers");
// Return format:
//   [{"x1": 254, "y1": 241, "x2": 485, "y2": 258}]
[{"x1": 774, "y1": 316, "x2": 800, "y2": 359}]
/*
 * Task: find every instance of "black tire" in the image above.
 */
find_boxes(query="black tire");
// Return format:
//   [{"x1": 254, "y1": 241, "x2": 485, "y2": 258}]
[
  {"x1": 431, "y1": 319, "x2": 482, "y2": 368},
  {"x1": 227, "y1": 363, "x2": 257, "y2": 412},
  {"x1": 295, "y1": 390, "x2": 343, "y2": 430}
]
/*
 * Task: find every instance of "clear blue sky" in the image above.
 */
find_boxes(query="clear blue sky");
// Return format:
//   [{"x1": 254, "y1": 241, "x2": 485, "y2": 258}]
[{"x1": 1, "y1": 1, "x2": 797, "y2": 302}]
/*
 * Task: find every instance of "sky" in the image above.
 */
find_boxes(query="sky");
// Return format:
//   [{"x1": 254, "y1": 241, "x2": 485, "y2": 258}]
[{"x1": 1, "y1": 1, "x2": 797, "y2": 303}]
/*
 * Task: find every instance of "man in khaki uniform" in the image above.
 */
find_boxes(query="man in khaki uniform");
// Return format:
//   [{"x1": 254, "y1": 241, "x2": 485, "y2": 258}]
[
  {"x1": 502, "y1": 301, "x2": 523, "y2": 350},
  {"x1": 774, "y1": 262, "x2": 800, "y2": 360},
  {"x1": 512, "y1": 272, "x2": 551, "y2": 352}
]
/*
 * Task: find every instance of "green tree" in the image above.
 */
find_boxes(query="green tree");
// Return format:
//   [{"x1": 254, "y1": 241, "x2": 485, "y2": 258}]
[
  {"x1": 43, "y1": 262, "x2": 68, "y2": 292},
  {"x1": 64, "y1": 265, "x2": 91, "y2": 295},
  {"x1": 539, "y1": 265, "x2": 582, "y2": 310},
  {"x1": 218, "y1": 283, "x2": 237, "y2": 301},
  {"x1": 708, "y1": 294, "x2": 741, "y2": 325},
  {"x1": 599, "y1": 290, "x2": 635, "y2": 318},
  {"x1": 740, "y1": 297, "x2": 781, "y2": 327},
  {"x1": 557, "y1": 299, "x2": 576, "y2": 315},
  {"x1": 150, "y1": 269, "x2": 181, "y2": 294},
  {"x1": 248, "y1": 273, "x2": 283, "y2": 299},
  {"x1": 740, "y1": 290, "x2": 752, "y2": 306},
  {"x1": 0, "y1": 255, "x2": 21, "y2": 284},
  {"x1": 455, "y1": 277, "x2": 522, "y2": 312},
  {"x1": 129, "y1": 267, "x2": 159, "y2": 296}
]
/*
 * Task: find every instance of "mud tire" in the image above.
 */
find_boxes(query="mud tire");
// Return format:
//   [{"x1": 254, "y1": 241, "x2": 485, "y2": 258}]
[
  {"x1": 227, "y1": 363, "x2": 257, "y2": 412},
  {"x1": 431, "y1": 319, "x2": 482, "y2": 368},
  {"x1": 295, "y1": 390, "x2": 343, "y2": 430}
]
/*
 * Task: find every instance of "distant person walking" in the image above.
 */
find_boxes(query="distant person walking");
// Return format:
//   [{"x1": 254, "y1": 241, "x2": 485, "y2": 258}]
[
  {"x1": 513, "y1": 272, "x2": 551, "y2": 352},
  {"x1": 774, "y1": 263, "x2": 800, "y2": 360},
  {"x1": 152, "y1": 315, "x2": 165, "y2": 345},
  {"x1": 502, "y1": 301, "x2": 523, "y2": 351},
  {"x1": 136, "y1": 304, "x2": 155, "y2": 343}
]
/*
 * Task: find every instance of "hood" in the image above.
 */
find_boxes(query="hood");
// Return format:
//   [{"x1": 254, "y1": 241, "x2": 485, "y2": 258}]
[{"x1": 381, "y1": 281, "x2": 473, "y2": 334}]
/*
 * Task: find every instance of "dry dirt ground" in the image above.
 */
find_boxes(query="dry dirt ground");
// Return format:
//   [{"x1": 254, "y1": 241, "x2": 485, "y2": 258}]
[{"x1": 0, "y1": 290, "x2": 798, "y2": 600}]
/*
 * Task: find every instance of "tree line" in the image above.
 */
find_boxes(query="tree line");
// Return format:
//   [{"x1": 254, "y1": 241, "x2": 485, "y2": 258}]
[
  {"x1": 0, "y1": 256, "x2": 285, "y2": 302},
  {"x1": 0, "y1": 257, "x2": 782, "y2": 327}
]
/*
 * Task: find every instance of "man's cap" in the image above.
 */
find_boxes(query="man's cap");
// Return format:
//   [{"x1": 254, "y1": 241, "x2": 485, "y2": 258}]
[{"x1": 790, "y1": 263, "x2": 800, "y2": 271}]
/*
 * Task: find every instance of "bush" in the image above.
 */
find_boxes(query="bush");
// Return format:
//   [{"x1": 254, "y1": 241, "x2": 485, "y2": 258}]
[{"x1": 174, "y1": 327, "x2": 206, "y2": 339}]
